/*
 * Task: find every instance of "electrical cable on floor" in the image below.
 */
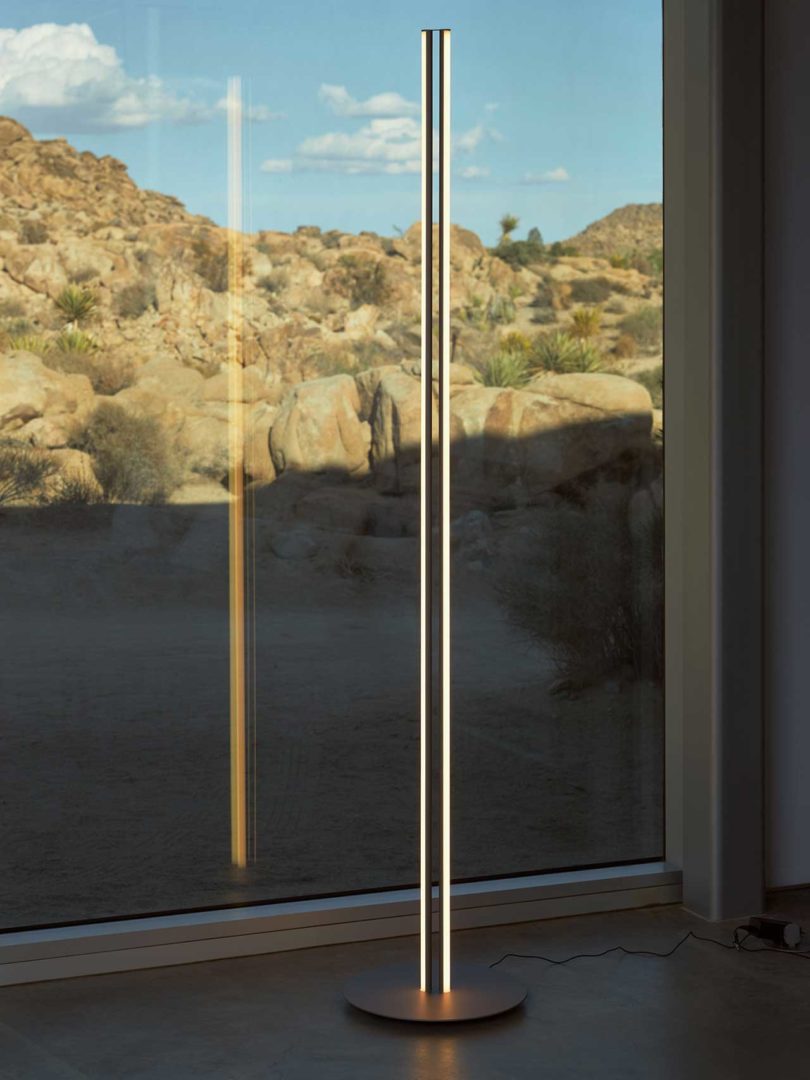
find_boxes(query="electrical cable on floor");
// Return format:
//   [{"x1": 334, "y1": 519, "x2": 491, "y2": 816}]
[{"x1": 489, "y1": 928, "x2": 810, "y2": 970}]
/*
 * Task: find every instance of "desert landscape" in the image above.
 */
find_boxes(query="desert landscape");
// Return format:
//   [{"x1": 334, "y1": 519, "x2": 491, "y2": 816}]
[{"x1": 0, "y1": 116, "x2": 664, "y2": 927}]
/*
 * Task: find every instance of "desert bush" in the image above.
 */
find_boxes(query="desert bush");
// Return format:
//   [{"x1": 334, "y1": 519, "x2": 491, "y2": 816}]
[
  {"x1": 20, "y1": 220, "x2": 48, "y2": 245},
  {"x1": 569, "y1": 277, "x2": 613, "y2": 304},
  {"x1": 55, "y1": 285, "x2": 97, "y2": 325},
  {"x1": 499, "y1": 488, "x2": 663, "y2": 688},
  {"x1": 54, "y1": 329, "x2": 96, "y2": 353},
  {"x1": 258, "y1": 270, "x2": 289, "y2": 295},
  {"x1": 0, "y1": 299, "x2": 25, "y2": 318},
  {"x1": 7, "y1": 333, "x2": 51, "y2": 355},
  {"x1": 48, "y1": 351, "x2": 134, "y2": 395},
  {"x1": 548, "y1": 241, "x2": 578, "y2": 257},
  {"x1": 493, "y1": 238, "x2": 545, "y2": 269},
  {"x1": 478, "y1": 350, "x2": 530, "y2": 389},
  {"x1": 604, "y1": 298, "x2": 626, "y2": 315},
  {"x1": 613, "y1": 333, "x2": 637, "y2": 359},
  {"x1": 499, "y1": 331, "x2": 532, "y2": 358},
  {"x1": 335, "y1": 256, "x2": 391, "y2": 308},
  {"x1": 486, "y1": 294, "x2": 516, "y2": 325},
  {"x1": 630, "y1": 364, "x2": 663, "y2": 409},
  {"x1": 307, "y1": 346, "x2": 357, "y2": 378},
  {"x1": 192, "y1": 234, "x2": 229, "y2": 292},
  {"x1": 69, "y1": 266, "x2": 98, "y2": 285},
  {"x1": 530, "y1": 331, "x2": 602, "y2": 374},
  {"x1": 570, "y1": 306, "x2": 602, "y2": 339},
  {"x1": 69, "y1": 402, "x2": 181, "y2": 504},
  {"x1": 115, "y1": 281, "x2": 157, "y2": 318},
  {"x1": 609, "y1": 252, "x2": 632, "y2": 270},
  {"x1": 619, "y1": 305, "x2": 662, "y2": 351},
  {"x1": 0, "y1": 440, "x2": 56, "y2": 505},
  {"x1": 45, "y1": 471, "x2": 101, "y2": 507}
]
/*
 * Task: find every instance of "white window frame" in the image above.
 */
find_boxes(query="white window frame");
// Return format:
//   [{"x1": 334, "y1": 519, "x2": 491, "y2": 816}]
[{"x1": 0, "y1": 0, "x2": 764, "y2": 986}]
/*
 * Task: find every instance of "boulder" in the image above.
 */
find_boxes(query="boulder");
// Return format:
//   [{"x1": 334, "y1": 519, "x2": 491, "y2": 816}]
[
  {"x1": 135, "y1": 358, "x2": 205, "y2": 403},
  {"x1": 0, "y1": 351, "x2": 94, "y2": 431},
  {"x1": 203, "y1": 365, "x2": 280, "y2": 404},
  {"x1": 270, "y1": 374, "x2": 370, "y2": 477},
  {"x1": 450, "y1": 373, "x2": 652, "y2": 510}
]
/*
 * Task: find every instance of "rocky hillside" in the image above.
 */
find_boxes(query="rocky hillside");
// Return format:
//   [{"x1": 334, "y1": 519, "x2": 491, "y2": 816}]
[
  {"x1": 564, "y1": 203, "x2": 662, "y2": 260},
  {"x1": 0, "y1": 118, "x2": 663, "y2": 512}
]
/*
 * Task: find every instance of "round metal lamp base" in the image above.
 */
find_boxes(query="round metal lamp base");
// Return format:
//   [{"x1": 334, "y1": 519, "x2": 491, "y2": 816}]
[{"x1": 344, "y1": 963, "x2": 526, "y2": 1023}]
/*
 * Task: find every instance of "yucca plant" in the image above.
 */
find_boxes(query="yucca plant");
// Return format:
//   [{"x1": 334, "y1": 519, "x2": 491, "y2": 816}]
[
  {"x1": 54, "y1": 329, "x2": 97, "y2": 353},
  {"x1": 530, "y1": 331, "x2": 602, "y2": 374},
  {"x1": 7, "y1": 333, "x2": 51, "y2": 355},
  {"x1": 570, "y1": 305, "x2": 603, "y2": 339},
  {"x1": 478, "y1": 350, "x2": 530, "y2": 389},
  {"x1": 55, "y1": 285, "x2": 98, "y2": 325}
]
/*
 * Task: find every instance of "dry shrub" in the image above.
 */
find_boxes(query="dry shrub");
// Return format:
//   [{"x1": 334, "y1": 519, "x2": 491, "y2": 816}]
[
  {"x1": 0, "y1": 440, "x2": 56, "y2": 505},
  {"x1": 48, "y1": 351, "x2": 134, "y2": 395},
  {"x1": 115, "y1": 281, "x2": 157, "y2": 318},
  {"x1": 69, "y1": 401, "x2": 181, "y2": 503},
  {"x1": 613, "y1": 333, "x2": 637, "y2": 359},
  {"x1": 20, "y1": 220, "x2": 48, "y2": 245},
  {"x1": 334, "y1": 256, "x2": 391, "y2": 308},
  {"x1": 498, "y1": 485, "x2": 663, "y2": 689}
]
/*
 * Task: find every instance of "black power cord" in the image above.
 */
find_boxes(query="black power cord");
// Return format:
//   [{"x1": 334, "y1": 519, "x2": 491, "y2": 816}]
[{"x1": 489, "y1": 928, "x2": 810, "y2": 970}]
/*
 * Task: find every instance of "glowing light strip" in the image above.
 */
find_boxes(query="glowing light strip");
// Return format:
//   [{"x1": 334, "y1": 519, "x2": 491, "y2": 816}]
[
  {"x1": 439, "y1": 29, "x2": 452, "y2": 994},
  {"x1": 419, "y1": 30, "x2": 431, "y2": 994},
  {"x1": 227, "y1": 76, "x2": 247, "y2": 869}
]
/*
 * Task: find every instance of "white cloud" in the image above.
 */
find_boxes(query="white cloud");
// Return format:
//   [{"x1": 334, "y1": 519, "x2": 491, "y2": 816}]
[
  {"x1": 0, "y1": 23, "x2": 277, "y2": 132},
  {"x1": 271, "y1": 116, "x2": 421, "y2": 176},
  {"x1": 484, "y1": 102, "x2": 499, "y2": 114},
  {"x1": 522, "y1": 166, "x2": 570, "y2": 184},
  {"x1": 260, "y1": 158, "x2": 293, "y2": 173},
  {"x1": 459, "y1": 165, "x2": 490, "y2": 180},
  {"x1": 319, "y1": 83, "x2": 418, "y2": 118}
]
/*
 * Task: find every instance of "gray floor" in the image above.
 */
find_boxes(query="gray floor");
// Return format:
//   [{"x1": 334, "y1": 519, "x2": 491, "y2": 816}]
[{"x1": 1, "y1": 891, "x2": 808, "y2": 1080}]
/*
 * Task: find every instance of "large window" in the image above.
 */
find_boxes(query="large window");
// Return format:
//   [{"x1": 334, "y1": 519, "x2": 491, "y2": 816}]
[{"x1": 0, "y1": 0, "x2": 663, "y2": 929}]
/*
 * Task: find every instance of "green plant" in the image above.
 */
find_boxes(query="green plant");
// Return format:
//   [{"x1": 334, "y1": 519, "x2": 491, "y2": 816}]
[
  {"x1": 492, "y1": 238, "x2": 546, "y2": 269},
  {"x1": 530, "y1": 331, "x2": 602, "y2": 374},
  {"x1": 549, "y1": 241, "x2": 578, "y2": 257},
  {"x1": 609, "y1": 252, "x2": 633, "y2": 270},
  {"x1": 486, "y1": 294, "x2": 516, "y2": 325},
  {"x1": 630, "y1": 364, "x2": 663, "y2": 409},
  {"x1": 619, "y1": 305, "x2": 663, "y2": 351},
  {"x1": 257, "y1": 270, "x2": 289, "y2": 295},
  {"x1": 498, "y1": 213, "x2": 519, "y2": 243},
  {"x1": 54, "y1": 329, "x2": 96, "y2": 353},
  {"x1": 69, "y1": 401, "x2": 182, "y2": 504},
  {"x1": 570, "y1": 306, "x2": 602, "y2": 339},
  {"x1": 20, "y1": 220, "x2": 48, "y2": 245},
  {"x1": 0, "y1": 440, "x2": 56, "y2": 505},
  {"x1": 569, "y1": 277, "x2": 613, "y2": 305},
  {"x1": 335, "y1": 255, "x2": 390, "y2": 308},
  {"x1": 7, "y1": 333, "x2": 51, "y2": 355},
  {"x1": 498, "y1": 488, "x2": 663, "y2": 688},
  {"x1": 115, "y1": 281, "x2": 157, "y2": 319},
  {"x1": 55, "y1": 285, "x2": 97, "y2": 325},
  {"x1": 478, "y1": 350, "x2": 530, "y2": 389}
]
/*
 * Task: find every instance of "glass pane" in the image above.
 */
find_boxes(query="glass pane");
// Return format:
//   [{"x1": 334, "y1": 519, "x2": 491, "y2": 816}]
[
  {"x1": 448, "y1": 0, "x2": 664, "y2": 879},
  {"x1": 0, "y1": 0, "x2": 662, "y2": 930}
]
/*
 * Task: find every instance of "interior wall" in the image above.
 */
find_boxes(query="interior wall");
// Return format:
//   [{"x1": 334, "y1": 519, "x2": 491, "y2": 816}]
[{"x1": 764, "y1": 0, "x2": 810, "y2": 888}]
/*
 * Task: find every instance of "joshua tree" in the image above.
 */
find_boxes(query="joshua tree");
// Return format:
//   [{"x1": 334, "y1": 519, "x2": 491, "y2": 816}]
[
  {"x1": 527, "y1": 226, "x2": 544, "y2": 248},
  {"x1": 498, "y1": 213, "x2": 519, "y2": 245}
]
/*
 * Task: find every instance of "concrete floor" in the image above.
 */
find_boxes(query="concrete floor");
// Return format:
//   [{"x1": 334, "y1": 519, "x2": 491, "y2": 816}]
[{"x1": 0, "y1": 892, "x2": 808, "y2": 1080}]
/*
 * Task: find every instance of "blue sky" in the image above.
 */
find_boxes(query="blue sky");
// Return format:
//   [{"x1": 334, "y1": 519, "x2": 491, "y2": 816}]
[{"x1": 0, "y1": 0, "x2": 662, "y2": 244}]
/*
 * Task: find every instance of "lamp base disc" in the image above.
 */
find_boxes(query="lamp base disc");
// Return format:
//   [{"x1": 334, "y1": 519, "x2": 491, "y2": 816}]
[{"x1": 344, "y1": 962, "x2": 526, "y2": 1023}]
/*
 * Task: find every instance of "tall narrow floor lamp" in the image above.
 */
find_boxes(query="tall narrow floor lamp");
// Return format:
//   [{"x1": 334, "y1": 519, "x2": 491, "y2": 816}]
[{"x1": 343, "y1": 28, "x2": 526, "y2": 1023}]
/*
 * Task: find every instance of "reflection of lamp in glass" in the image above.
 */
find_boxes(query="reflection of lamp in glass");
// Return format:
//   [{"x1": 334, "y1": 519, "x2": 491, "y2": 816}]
[{"x1": 344, "y1": 29, "x2": 526, "y2": 1022}]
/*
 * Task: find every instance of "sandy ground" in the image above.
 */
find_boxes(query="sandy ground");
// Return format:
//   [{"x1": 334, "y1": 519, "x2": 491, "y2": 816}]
[{"x1": 0, "y1": 504, "x2": 662, "y2": 929}]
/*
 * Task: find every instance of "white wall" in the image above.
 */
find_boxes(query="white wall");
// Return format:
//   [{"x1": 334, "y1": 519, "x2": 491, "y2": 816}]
[{"x1": 764, "y1": 0, "x2": 810, "y2": 887}]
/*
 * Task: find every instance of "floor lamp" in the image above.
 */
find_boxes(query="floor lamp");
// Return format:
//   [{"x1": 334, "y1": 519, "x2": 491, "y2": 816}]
[{"x1": 344, "y1": 28, "x2": 526, "y2": 1023}]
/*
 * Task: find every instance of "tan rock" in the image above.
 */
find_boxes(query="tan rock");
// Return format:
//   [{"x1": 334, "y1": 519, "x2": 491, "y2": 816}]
[
  {"x1": 270, "y1": 374, "x2": 370, "y2": 477},
  {"x1": 49, "y1": 448, "x2": 102, "y2": 498},
  {"x1": 0, "y1": 352, "x2": 94, "y2": 430},
  {"x1": 203, "y1": 365, "x2": 279, "y2": 404},
  {"x1": 136, "y1": 358, "x2": 205, "y2": 403}
]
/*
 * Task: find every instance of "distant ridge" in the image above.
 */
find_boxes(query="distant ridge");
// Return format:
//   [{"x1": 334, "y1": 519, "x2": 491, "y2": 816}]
[{"x1": 564, "y1": 203, "x2": 662, "y2": 258}]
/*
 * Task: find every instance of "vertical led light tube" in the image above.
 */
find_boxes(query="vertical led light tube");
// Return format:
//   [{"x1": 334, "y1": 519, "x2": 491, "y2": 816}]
[
  {"x1": 438, "y1": 27, "x2": 452, "y2": 995},
  {"x1": 227, "y1": 76, "x2": 247, "y2": 869},
  {"x1": 419, "y1": 29, "x2": 434, "y2": 995}
]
